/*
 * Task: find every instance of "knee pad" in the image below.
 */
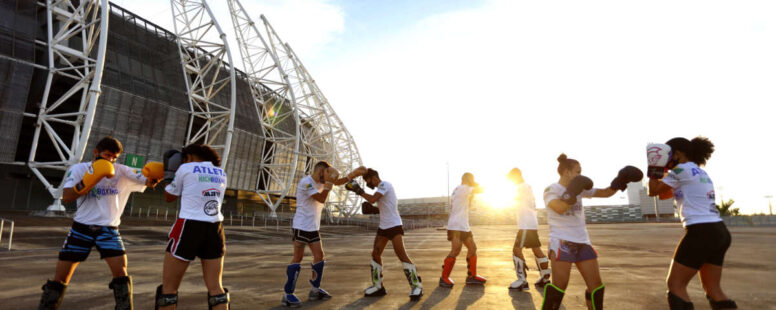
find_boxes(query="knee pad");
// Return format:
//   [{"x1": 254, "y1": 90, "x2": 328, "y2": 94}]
[
  {"x1": 707, "y1": 295, "x2": 737, "y2": 310},
  {"x1": 155, "y1": 285, "x2": 178, "y2": 309},
  {"x1": 208, "y1": 288, "x2": 230, "y2": 310},
  {"x1": 585, "y1": 284, "x2": 604, "y2": 310},
  {"x1": 108, "y1": 276, "x2": 133, "y2": 310},
  {"x1": 541, "y1": 283, "x2": 565, "y2": 310},
  {"x1": 667, "y1": 291, "x2": 694, "y2": 310}
]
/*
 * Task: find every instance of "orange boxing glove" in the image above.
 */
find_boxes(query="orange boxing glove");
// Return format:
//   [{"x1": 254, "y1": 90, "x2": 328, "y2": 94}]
[
  {"x1": 74, "y1": 159, "x2": 115, "y2": 195},
  {"x1": 142, "y1": 161, "x2": 164, "y2": 180},
  {"x1": 658, "y1": 188, "x2": 674, "y2": 200}
]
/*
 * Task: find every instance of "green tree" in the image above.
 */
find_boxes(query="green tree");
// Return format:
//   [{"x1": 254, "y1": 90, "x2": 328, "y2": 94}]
[{"x1": 715, "y1": 199, "x2": 740, "y2": 216}]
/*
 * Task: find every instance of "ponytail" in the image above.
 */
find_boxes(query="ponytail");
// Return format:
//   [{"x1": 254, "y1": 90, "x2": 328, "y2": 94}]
[{"x1": 666, "y1": 136, "x2": 714, "y2": 166}]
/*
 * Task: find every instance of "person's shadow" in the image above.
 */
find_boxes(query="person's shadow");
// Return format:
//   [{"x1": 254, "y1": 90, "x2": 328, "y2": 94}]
[
  {"x1": 509, "y1": 288, "x2": 537, "y2": 310},
  {"x1": 455, "y1": 284, "x2": 485, "y2": 310},
  {"x1": 419, "y1": 286, "x2": 453, "y2": 310},
  {"x1": 340, "y1": 294, "x2": 384, "y2": 309}
]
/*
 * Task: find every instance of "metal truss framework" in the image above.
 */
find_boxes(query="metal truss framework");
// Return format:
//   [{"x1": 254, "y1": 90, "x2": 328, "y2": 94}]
[
  {"x1": 226, "y1": 1, "x2": 364, "y2": 218},
  {"x1": 170, "y1": 0, "x2": 235, "y2": 167},
  {"x1": 26, "y1": 0, "x2": 110, "y2": 210}
]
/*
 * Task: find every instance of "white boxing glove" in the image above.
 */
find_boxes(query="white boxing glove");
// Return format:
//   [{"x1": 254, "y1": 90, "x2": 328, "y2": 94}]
[{"x1": 646, "y1": 143, "x2": 672, "y2": 179}]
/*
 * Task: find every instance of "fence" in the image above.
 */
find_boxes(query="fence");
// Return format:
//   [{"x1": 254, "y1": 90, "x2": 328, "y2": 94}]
[
  {"x1": 0, "y1": 218, "x2": 13, "y2": 251},
  {"x1": 722, "y1": 215, "x2": 776, "y2": 227}
]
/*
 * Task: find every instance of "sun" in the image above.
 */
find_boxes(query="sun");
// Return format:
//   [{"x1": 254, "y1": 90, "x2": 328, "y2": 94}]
[{"x1": 477, "y1": 179, "x2": 518, "y2": 210}]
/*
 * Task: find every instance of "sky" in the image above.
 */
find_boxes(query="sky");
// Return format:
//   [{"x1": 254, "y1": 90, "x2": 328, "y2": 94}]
[{"x1": 117, "y1": 0, "x2": 776, "y2": 214}]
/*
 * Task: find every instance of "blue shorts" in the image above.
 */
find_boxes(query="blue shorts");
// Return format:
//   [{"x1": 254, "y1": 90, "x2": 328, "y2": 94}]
[
  {"x1": 549, "y1": 238, "x2": 598, "y2": 263},
  {"x1": 59, "y1": 221, "x2": 126, "y2": 262}
]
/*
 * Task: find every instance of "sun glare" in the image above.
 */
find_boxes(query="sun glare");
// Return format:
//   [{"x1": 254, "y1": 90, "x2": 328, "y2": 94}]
[{"x1": 477, "y1": 179, "x2": 517, "y2": 210}]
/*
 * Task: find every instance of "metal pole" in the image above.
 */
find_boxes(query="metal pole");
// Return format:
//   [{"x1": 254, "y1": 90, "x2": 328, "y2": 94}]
[
  {"x1": 165, "y1": 209, "x2": 168, "y2": 221},
  {"x1": 7, "y1": 221, "x2": 13, "y2": 251},
  {"x1": 653, "y1": 196, "x2": 660, "y2": 223},
  {"x1": 0, "y1": 219, "x2": 4, "y2": 245}
]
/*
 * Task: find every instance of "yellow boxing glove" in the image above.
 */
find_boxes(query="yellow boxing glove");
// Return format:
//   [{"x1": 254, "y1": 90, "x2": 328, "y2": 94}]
[
  {"x1": 142, "y1": 161, "x2": 164, "y2": 180},
  {"x1": 74, "y1": 159, "x2": 115, "y2": 195}
]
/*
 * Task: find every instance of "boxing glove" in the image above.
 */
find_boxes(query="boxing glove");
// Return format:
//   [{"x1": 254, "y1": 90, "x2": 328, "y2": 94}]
[
  {"x1": 74, "y1": 159, "x2": 115, "y2": 195},
  {"x1": 324, "y1": 167, "x2": 340, "y2": 183},
  {"x1": 163, "y1": 149, "x2": 182, "y2": 181},
  {"x1": 646, "y1": 143, "x2": 672, "y2": 179},
  {"x1": 345, "y1": 181, "x2": 365, "y2": 195},
  {"x1": 142, "y1": 161, "x2": 164, "y2": 180},
  {"x1": 361, "y1": 202, "x2": 379, "y2": 214},
  {"x1": 561, "y1": 176, "x2": 593, "y2": 205},
  {"x1": 610, "y1": 166, "x2": 643, "y2": 191}
]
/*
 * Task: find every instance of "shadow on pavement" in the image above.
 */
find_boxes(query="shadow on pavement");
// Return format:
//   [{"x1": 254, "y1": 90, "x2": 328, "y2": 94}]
[
  {"x1": 340, "y1": 294, "x2": 383, "y2": 309},
  {"x1": 420, "y1": 286, "x2": 453, "y2": 309},
  {"x1": 455, "y1": 284, "x2": 485, "y2": 310},
  {"x1": 509, "y1": 288, "x2": 537, "y2": 309}
]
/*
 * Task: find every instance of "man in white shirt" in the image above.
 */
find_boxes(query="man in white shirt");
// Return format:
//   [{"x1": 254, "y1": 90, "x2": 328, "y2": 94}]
[
  {"x1": 345, "y1": 168, "x2": 423, "y2": 301},
  {"x1": 507, "y1": 168, "x2": 550, "y2": 291},
  {"x1": 282, "y1": 162, "x2": 366, "y2": 307},
  {"x1": 440, "y1": 173, "x2": 486, "y2": 287},
  {"x1": 38, "y1": 137, "x2": 158, "y2": 310}
]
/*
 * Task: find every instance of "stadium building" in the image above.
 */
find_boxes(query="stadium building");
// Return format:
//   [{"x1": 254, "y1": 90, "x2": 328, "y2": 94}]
[{"x1": 0, "y1": 0, "x2": 363, "y2": 219}]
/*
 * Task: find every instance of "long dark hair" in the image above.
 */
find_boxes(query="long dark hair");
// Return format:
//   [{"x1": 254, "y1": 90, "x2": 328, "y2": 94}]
[
  {"x1": 181, "y1": 144, "x2": 221, "y2": 166},
  {"x1": 557, "y1": 153, "x2": 579, "y2": 175},
  {"x1": 666, "y1": 136, "x2": 714, "y2": 166}
]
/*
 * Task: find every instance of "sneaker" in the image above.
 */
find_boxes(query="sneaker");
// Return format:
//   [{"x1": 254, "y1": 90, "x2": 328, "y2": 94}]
[
  {"x1": 308, "y1": 287, "x2": 331, "y2": 301},
  {"x1": 509, "y1": 279, "x2": 529, "y2": 291},
  {"x1": 282, "y1": 294, "x2": 301, "y2": 308},
  {"x1": 465, "y1": 275, "x2": 486, "y2": 285},
  {"x1": 364, "y1": 285, "x2": 387, "y2": 297}
]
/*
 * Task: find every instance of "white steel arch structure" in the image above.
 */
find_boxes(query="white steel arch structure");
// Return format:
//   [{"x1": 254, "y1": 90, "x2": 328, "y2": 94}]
[
  {"x1": 284, "y1": 43, "x2": 365, "y2": 217},
  {"x1": 27, "y1": 0, "x2": 110, "y2": 210},
  {"x1": 170, "y1": 0, "x2": 236, "y2": 167},
  {"x1": 225, "y1": 0, "x2": 301, "y2": 215}
]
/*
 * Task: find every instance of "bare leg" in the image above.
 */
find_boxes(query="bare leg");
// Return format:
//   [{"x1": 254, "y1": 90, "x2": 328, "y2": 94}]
[
  {"x1": 372, "y1": 235, "x2": 390, "y2": 265},
  {"x1": 576, "y1": 258, "x2": 603, "y2": 310},
  {"x1": 53, "y1": 260, "x2": 79, "y2": 284},
  {"x1": 447, "y1": 236, "x2": 463, "y2": 258},
  {"x1": 390, "y1": 235, "x2": 412, "y2": 263},
  {"x1": 666, "y1": 260, "x2": 697, "y2": 302},
  {"x1": 159, "y1": 252, "x2": 190, "y2": 310},
  {"x1": 104, "y1": 255, "x2": 129, "y2": 278},
  {"x1": 309, "y1": 241, "x2": 325, "y2": 264},
  {"x1": 202, "y1": 257, "x2": 227, "y2": 310},
  {"x1": 290, "y1": 241, "x2": 306, "y2": 264},
  {"x1": 548, "y1": 251, "x2": 572, "y2": 290},
  {"x1": 698, "y1": 264, "x2": 730, "y2": 302},
  {"x1": 462, "y1": 237, "x2": 477, "y2": 258}
]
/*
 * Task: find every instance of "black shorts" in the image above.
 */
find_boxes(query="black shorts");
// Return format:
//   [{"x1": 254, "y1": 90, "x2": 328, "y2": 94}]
[
  {"x1": 377, "y1": 225, "x2": 405, "y2": 239},
  {"x1": 59, "y1": 221, "x2": 126, "y2": 262},
  {"x1": 447, "y1": 230, "x2": 473, "y2": 242},
  {"x1": 166, "y1": 218, "x2": 225, "y2": 261},
  {"x1": 674, "y1": 221, "x2": 731, "y2": 270},
  {"x1": 292, "y1": 229, "x2": 321, "y2": 244},
  {"x1": 515, "y1": 229, "x2": 541, "y2": 248}
]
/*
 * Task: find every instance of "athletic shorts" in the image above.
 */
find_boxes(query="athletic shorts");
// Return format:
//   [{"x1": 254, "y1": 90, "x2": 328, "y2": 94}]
[
  {"x1": 59, "y1": 221, "x2": 126, "y2": 261},
  {"x1": 549, "y1": 238, "x2": 598, "y2": 263},
  {"x1": 291, "y1": 229, "x2": 321, "y2": 244},
  {"x1": 377, "y1": 225, "x2": 405, "y2": 239},
  {"x1": 515, "y1": 229, "x2": 541, "y2": 248},
  {"x1": 673, "y1": 221, "x2": 731, "y2": 270},
  {"x1": 166, "y1": 218, "x2": 225, "y2": 261},
  {"x1": 447, "y1": 230, "x2": 473, "y2": 242}
]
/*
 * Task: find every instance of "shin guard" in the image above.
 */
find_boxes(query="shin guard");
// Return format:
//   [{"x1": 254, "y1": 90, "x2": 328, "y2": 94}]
[
  {"x1": 284, "y1": 263, "x2": 301, "y2": 294},
  {"x1": 108, "y1": 276, "x2": 133, "y2": 310},
  {"x1": 667, "y1": 291, "x2": 694, "y2": 310},
  {"x1": 403, "y1": 262, "x2": 423, "y2": 300},
  {"x1": 534, "y1": 256, "x2": 551, "y2": 285},
  {"x1": 207, "y1": 288, "x2": 230, "y2": 310},
  {"x1": 439, "y1": 257, "x2": 455, "y2": 287},
  {"x1": 38, "y1": 280, "x2": 67, "y2": 310},
  {"x1": 365, "y1": 259, "x2": 386, "y2": 296},
  {"x1": 585, "y1": 284, "x2": 604, "y2": 310},
  {"x1": 706, "y1": 295, "x2": 737, "y2": 310},
  {"x1": 465, "y1": 255, "x2": 486, "y2": 284},
  {"x1": 309, "y1": 261, "x2": 325, "y2": 289},
  {"x1": 541, "y1": 283, "x2": 565, "y2": 310},
  {"x1": 154, "y1": 285, "x2": 178, "y2": 310}
]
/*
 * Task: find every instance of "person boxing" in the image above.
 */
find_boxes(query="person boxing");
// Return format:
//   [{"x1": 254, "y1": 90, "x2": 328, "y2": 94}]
[{"x1": 439, "y1": 173, "x2": 487, "y2": 287}]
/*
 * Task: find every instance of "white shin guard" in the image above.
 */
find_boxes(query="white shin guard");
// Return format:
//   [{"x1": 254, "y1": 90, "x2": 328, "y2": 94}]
[
  {"x1": 535, "y1": 256, "x2": 551, "y2": 285},
  {"x1": 365, "y1": 259, "x2": 384, "y2": 296},
  {"x1": 403, "y1": 262, "x2": 422, "y2": 299},
  {"x1": 509, "y1": 256, "x2": 528, "y2": 290}
]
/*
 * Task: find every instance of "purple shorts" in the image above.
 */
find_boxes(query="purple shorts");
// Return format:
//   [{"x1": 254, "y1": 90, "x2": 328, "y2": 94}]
[{"x1": 549, "y1": 238, "x2": 598, "y2": 263}]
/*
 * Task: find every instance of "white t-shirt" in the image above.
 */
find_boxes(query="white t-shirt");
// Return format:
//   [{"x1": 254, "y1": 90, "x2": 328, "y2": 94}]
[
  {"x1": 64, "y1": 162, "x2": 147, "y2": 227},
  {"x1": 447, "y1": 184, "x2": 475, "y2": 232},
  {"x1": 293, "y1": 175, "x2": 325, "y2": 231},
  {"x1": 165, "y1": 162, "x2": 227, "y2": 222},
  {"x1": 661, "y1": 162, "x2": 722, "y2": 227},
  {"x1": 514, "y1": 183, "x2": 539, "y2": 230},
  {"x1": 375, "y1": 181, "x2": 402, "y2": 229},
  {"x1": 542, "y1": 183, "x2": 597, "y2": 244}
]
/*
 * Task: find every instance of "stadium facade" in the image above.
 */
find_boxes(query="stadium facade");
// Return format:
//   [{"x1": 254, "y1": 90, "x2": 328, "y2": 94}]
[{"x1": 0, "y1": 0, "x2": 363, "y2": 219}]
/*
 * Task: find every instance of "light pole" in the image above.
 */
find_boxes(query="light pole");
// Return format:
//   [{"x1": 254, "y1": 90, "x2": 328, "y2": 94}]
[{"x1": 766, "y1": 195, "x2": 773, "y2": 215}]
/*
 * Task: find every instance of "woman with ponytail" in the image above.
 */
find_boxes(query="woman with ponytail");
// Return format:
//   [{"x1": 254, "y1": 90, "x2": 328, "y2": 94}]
[
  {"x1": 648, "y1": 136, "x2": 737, "y2": 310},
  {"x1": 541, "y1": 154, "x2": 643, "y2": 310}
]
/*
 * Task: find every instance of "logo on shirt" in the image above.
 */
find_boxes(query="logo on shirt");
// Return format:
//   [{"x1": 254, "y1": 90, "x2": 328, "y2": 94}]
[
  {"x1": 204, "y1": 200, "x2": 219, "y2": 216},
  {"x1": 88, "y1": 187, "x2": 119, "y2": 199},
  {"x1": 672, "y1": 168, "x2": 684, "y2": 174},
  {"x1": 306, "y1": 183, "x2": 313, "y2": 189},
  {"x1": 198, "y1": 175, "x2": 226, "y2": 184},
  {"x1": 202, "y1": 188, "x2": 221, "y2": 197},
  {"x1": 706, "y1": 190, "x2": 715, "y2": 200}
]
